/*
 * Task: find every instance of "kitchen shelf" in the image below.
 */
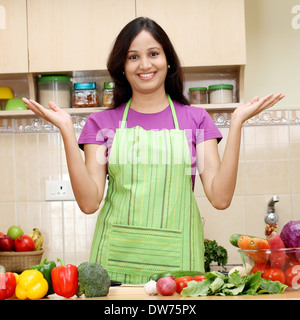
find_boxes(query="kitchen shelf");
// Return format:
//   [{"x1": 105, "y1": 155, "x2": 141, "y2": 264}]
[
  {"x1": 0, "y1": 107, "x2": 107, "y2": 117},
  {"x1": 0, "y1": 103, "x2": 240, "y2": 118}
]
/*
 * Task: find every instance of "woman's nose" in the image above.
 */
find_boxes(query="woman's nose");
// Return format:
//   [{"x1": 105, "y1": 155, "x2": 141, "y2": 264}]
[{"x1": 140, "y1": 56, "x2": 151, "y2": 70}]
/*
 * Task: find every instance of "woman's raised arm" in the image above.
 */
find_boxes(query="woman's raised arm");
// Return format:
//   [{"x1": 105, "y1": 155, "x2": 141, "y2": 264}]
[{"x1": 22, "y1": 98, "x2": 107, "y2": 214}]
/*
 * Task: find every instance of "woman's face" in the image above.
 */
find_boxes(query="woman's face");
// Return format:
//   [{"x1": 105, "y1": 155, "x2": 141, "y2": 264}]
[{"x1": 124, "y1": 30, "x2": 168, "y2": 96}]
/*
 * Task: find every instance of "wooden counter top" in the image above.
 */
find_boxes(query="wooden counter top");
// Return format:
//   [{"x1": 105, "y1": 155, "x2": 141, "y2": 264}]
[{"x1": 45, "y1": 285, "x2": 300, "y2": 300}]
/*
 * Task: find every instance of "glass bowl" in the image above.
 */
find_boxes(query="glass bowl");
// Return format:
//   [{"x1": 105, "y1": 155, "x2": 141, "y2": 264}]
[{"x1": 239, "y1": 248, "x2": 300, "y2": 290}]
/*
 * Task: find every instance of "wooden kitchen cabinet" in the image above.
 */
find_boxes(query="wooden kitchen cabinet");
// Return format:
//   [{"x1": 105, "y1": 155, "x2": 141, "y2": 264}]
[
  {"x1": 0, "y1": 0, "x2": 246, "y2": 114},
  {"x1": 0, "y1": 0, "x2": 28, "y2": 73},
  {"x1": 136, "y1": 0, "x2": 246, "y2": 67},
  {"x1": 27, "y1": 0, "x2": 136, "y2": 72}
]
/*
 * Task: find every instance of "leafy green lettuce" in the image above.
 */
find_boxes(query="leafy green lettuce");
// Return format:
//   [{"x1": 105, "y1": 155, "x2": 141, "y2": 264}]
[{"x1": 180, "y1": 271, "x2": 287, "y2": 297}]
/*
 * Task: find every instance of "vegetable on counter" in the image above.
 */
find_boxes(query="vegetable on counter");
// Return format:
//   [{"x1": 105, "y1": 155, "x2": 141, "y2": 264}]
[
  {"x1": 180, "y1": 270, "x2": 287, "y2": 297},
  {"x1": 265, "y1": 223, "x2": 286, "y2": 269},
  {"x1": 149, "y1": 270, "x2": 204, "y2": 281},
  {"x1": 76, "y1": 262, "x2": 111, "y2": 298},
  {"x1": 175, "y1": 275, "x2": 206, "y2": 294},
  {"x1": 0, "y1": 271, "x2": 17, "y2": 300},
  {"x1": 30, "y1": 258, "x2": 56, "y2": 296},
  {"x1": 156, "y1": 276, "x2": 177, "y2": 296},
  {"x1": 51, "y1": 258, "x2": 78, "y2": 298},
  {"x1": 144, "y1": 280, "x2": 158, "y2": 295},
  {"x1": 280, "y1": 220, "x2": 300, "y2": 250},
  {"x1": 15, "y1": 270, "x2": 48, "y2": 300},
  {"x1": 204, "y1": 239, "x2": 228, "y2": 272},
  {"x1": 229, "y1": 234, "x2": 256, "y2": 247}
]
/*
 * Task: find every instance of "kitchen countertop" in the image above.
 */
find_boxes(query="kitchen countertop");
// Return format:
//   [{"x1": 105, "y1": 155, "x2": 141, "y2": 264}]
[{"x1": 44, "y1": 285, "x2": 300, "y2": 300}]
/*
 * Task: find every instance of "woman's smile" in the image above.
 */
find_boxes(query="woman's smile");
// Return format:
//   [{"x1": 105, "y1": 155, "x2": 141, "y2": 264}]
[{"x1": 137, "y1": 72, "x2": 156, "y2": 80}]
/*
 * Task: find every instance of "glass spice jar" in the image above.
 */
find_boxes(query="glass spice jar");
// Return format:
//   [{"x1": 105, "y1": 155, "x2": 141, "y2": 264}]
[
  {"x1": 189, "y1": 87, "x2": 207, "y2": 104},
  {"x1": 102, "y1": 82, "x2": 114, "y2": 107},
  {"x1": 72, "y1": 82, "x2": 99, "y2": 108}
]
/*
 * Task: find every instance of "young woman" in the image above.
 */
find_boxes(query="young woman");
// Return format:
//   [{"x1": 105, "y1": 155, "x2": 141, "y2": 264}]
[{"x1": 23, "y1": 17, "x2": 284, "y2": 284}]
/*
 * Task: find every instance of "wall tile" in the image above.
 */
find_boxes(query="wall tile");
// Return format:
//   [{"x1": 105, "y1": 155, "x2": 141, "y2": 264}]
[
  {"x1": 290, "y1": 126, "x2": 300, "y2": 193},
  {"x1": 0, "y1": 203, "x2": 16, "y2": 232},
  {"x1": 63, "y1": 201, "x2": 98, "y2": 265},
  {"x1": 246, "y1": 194, "x2": 292, "y2": 237},
  {"x1": 0, "y1": 135, "x2": 15, "y2": 202},
  {"x1": 16, "y1": 201, "x2": 63, "y2": 261},
  {"x1": 15, "y1": 133, "x2": 61, "y2": 201},
  {"x1": 244, "y1": 126, "x2": 291, "y2": 195},
  {"x1": 197, "y1": 195, "x2": 247, "y2": 265}
]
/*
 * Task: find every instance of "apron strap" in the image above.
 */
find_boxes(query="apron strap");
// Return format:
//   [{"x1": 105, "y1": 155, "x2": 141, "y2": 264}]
[{"x1": 121, "y1": 94, "x2": 179, "y2": 130}]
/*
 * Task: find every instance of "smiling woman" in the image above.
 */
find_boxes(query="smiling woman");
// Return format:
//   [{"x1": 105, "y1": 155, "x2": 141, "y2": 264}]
[
  {"x1": 107, "y1": 17, "x2": 189, "y2": 109},
  {"x1": 124, "y1": 31, "x2": 169, "y2": 112},
  {"x1": 22, "y1": 17, "x2": 284, "y2": 284}
]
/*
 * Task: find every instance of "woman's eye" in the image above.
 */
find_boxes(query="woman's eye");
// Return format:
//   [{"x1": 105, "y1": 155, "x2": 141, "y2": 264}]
[
  {"x1": 129, "y1": 55, "x2": 138, "y2": 60},
  {"x1": 150, "y1": 52, "x2": 159, "y2": 57}
]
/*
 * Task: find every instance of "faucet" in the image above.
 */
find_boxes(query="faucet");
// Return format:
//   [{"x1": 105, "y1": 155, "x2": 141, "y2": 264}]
[{"x1": 264, "y1": 195, "x2": 279, "y2": 224}]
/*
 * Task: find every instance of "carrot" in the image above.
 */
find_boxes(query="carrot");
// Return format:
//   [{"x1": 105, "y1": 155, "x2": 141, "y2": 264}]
[
  {"x1": 249, "y1": 238, "x2": 270, "y2": 250},
  {"x1": 238, "y1": 236, "x2": 269, "y2": 264},
  {"x1": 237, "y1": 235, "x2": 252, "y2": 250}
]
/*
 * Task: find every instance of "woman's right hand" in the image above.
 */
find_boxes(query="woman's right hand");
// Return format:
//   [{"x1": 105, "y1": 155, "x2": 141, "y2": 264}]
[{"x1": 22, "y1": 98, "x2": 73, "y2": 131}]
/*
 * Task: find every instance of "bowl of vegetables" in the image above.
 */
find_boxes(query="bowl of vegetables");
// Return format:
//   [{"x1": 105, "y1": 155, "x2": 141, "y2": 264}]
[{"x1": 234, "y1": 221, "x2": 300, "y2": 290}]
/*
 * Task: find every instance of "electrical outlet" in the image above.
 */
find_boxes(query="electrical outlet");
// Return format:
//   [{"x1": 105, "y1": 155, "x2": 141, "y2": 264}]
[{"x1": 45, "y1": 180, "x2": 75, "y2": 201}]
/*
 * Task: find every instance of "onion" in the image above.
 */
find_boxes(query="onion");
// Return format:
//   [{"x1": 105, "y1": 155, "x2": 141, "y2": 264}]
[
  {"x1": 156, "y1": 276, "x2": 177, "y2": 296},
  {"x1": 280, "y1": 221, "x2": 300, "y2": 248}
]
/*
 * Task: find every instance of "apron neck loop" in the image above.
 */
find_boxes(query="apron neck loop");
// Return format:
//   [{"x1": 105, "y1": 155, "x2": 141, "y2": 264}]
[{"x1": 121, "y1": 94, "x2": 179, "y2": 130}]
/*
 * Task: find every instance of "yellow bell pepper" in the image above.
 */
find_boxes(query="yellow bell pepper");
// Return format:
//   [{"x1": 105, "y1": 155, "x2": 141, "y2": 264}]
[{"x1": 15, "y1": 270, "x2": 48, "y2": 300}]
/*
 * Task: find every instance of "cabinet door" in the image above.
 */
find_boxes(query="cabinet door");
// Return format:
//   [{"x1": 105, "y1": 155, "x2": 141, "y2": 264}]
[
  {"x1": 27, "y1": 0, "x2": 135, "y2": 72},
  {"x1": 0, "y1": 0, "x2": 28, "y2": 73},
  {"x1": 136, "y1": 0, "x2": 246, "y2": 67}
]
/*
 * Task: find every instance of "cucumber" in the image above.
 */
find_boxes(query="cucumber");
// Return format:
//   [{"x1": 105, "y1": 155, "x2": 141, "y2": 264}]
[
  {"x1": 229, "y1": 234, "x2": 257, "y2": 247},
  {"x1": 149, "y1": 270, "x2": 204, "y2": 281}
]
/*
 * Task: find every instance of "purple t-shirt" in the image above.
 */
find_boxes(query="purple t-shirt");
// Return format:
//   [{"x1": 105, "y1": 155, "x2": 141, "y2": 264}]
[{"x1": 78, "y1": 101, "x2": 222, "y2": 189}]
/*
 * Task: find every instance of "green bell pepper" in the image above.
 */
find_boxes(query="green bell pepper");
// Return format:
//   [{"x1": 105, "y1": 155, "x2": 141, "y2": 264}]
[{"x1": 30, "y1": 258, "x2": 56, "y2": 296}]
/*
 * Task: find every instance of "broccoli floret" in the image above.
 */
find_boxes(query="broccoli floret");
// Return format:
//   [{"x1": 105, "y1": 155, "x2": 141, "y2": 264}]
[{"x1": 76, "y1": 262, "x2": 111, "y2": 298}]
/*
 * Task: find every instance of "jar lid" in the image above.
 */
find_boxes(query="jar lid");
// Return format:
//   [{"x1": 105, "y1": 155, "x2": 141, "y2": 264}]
[
  {"x1": 189, "y1": 87, "x2": 207, "y2": 91},
  {"x1": 38, "y1": 75, "x2": 70, "y2": 82},
  {"x1": 74, "y1": 82, "x2": 97, "y2": 90},
  {"x1": 104, "y1": 82, "x2": 115, "y2": 89},
  {"x1": 208, "y1": 84, "x2": 233, "y2": 90}
]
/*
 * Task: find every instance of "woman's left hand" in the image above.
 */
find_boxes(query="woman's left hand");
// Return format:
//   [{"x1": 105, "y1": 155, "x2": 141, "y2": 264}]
[{"x1": 231, "y1": 93, "x2": 285, "y2": 126}]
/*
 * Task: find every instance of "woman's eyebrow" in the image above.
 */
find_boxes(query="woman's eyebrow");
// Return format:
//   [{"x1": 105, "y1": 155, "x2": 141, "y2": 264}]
[{"x1": 127, "y1": 47, "x2": 161, "y2": 53}]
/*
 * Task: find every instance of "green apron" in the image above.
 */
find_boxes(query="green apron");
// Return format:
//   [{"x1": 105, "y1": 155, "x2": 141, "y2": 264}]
[{"x1": 89, "y1": 94, "x2": 204, "y2": 284}]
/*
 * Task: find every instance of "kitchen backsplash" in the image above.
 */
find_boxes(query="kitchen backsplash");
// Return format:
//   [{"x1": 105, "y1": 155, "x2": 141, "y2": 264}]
[{"x1": 1, "y1": 109, "x2": 300, "y2": 266}]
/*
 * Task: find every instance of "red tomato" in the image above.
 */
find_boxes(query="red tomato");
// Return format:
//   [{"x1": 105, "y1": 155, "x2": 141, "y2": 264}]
[
  {"x1": 174, "y1": 276, "x2": 193, "y2": 294},
  {"x1": 192, "y1": 275, "x2": 206, "y2": 282},
  {"x1": 285, "y1": 266, "x2": 300, "y2": 287},
  {"x1": 262, "y1": 267, "x2": 285, "y2": 284},
  {"x1": 14, "y1": 235, "x2": 35, "y2": 252},
  {"x1": 250, "y1": 263, "x2": 270, "y2": 277},
  {"x1": 284, "y1": 256, "x2": 299, "y2": 270}
]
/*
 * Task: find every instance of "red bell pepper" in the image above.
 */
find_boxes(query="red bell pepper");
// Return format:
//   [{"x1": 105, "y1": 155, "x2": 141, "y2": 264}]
[
  {"x1": 51, "y1": 258, "x2": 78, "y2": 298},
  {"x1": 0, "y1": 270, "x2": 17, "y2": 300}
]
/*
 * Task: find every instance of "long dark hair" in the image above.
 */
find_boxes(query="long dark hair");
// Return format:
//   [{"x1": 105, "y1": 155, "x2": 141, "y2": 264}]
[{"x1": 107, "y1": 17, "x2": 189, "y2": 108}]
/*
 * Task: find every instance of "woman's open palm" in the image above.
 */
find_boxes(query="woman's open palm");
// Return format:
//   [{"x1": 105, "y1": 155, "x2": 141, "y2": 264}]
[
  {"x1": 22, "y1": 98, "x2": 72, "y2": 130},
  {"x1": 232, "y1": 93, "x2": 285, "y2": 125}
]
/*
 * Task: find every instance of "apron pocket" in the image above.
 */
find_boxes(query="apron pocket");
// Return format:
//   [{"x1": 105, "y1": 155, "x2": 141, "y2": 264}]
[{"x1": 107, "y1": 224, "x2": 182, "y2": 277}]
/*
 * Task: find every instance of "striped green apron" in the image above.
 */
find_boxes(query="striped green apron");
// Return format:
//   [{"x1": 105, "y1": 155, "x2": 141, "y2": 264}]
[{"x1": 89, "y1": 94, "x2": 204, "y2": 284}]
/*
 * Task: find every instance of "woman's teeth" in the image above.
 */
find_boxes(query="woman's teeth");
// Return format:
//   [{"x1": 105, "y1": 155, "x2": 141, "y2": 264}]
[{"x1": 138, "y1": 73, "x2": 155, "y2": 79}]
